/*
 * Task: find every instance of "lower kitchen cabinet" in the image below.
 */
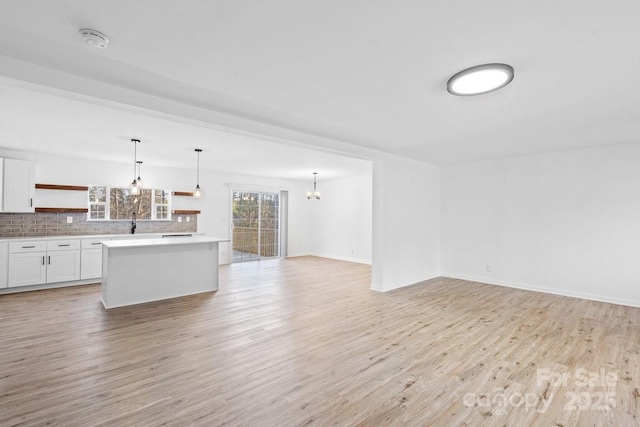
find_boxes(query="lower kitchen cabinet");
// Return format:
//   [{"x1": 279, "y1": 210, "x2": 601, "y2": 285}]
[
  {"x1": 80, "y1": 249, "x2": 102, "y2": 280},
  {"x1": 1, "y1": 234, "x2": 197, "y2": 291},
  {"x1": 7, "y1": 239, "x2": 81, "y2": 287},
  {"x1": 8, "y1": 252, "x2": 47, "y2": 287},
  {"x1": 47, "y1": 250, "x2": 81, "y2": 283}
]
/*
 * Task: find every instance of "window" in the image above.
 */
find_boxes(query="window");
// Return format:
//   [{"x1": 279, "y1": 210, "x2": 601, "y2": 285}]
[
  {"x1": 88, "y1": 186, "x2": 107, "y2": 219},
  {"x1": 88, "y1": 186, "x2": 171, "y2": 221},
  {"x1": 154, "y1": 189, "x2": 171, "y2": 220},
  {"x1": 110, "y1": 188, "x2": 152, "y2": 220}
]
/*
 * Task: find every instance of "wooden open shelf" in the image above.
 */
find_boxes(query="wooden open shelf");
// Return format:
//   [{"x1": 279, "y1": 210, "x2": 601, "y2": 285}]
[
  {"x1": 35, "y1": 207, "x2": 89, "y2": 213},
  {"x1": 36, "y1": 184, "x2": 89, "y2": 191},
  {"x1": 172, "y1": 210, "x2": 201, "y2": 215},
  {"x1": 172, "y1": 191, "x2": 194, "y2": 197}
]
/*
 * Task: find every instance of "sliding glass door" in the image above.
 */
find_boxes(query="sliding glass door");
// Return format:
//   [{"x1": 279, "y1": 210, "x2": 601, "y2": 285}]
[{"x1": 232, "y1": 191, "x2": 280, "y2": 262}]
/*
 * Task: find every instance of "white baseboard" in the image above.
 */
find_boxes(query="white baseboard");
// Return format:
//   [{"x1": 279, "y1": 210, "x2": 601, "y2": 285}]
[
  {"x1": 0, "y1": 279, "x2": 100, "y2": 295},
  {"x1": 370, "y1": 275, "x2": 441, "y2": 293},
  {"x1": 370, "y1": 283, "x2": 385, "y2": 292},
  {"x1": 443, "y1": 273, "x2": 640, "y2": 308},
  {"x1": 287, "y1": 253, "x2": 372, "y2": 265}
]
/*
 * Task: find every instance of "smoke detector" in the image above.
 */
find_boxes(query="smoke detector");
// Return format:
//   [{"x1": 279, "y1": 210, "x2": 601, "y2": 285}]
[{"x1": 79, "y1": 28, "x2": 109, "y2": 49}]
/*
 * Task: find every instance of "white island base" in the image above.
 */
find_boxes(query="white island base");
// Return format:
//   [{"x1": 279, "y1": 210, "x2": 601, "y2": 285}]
[{"x1": 101, "y1": 237, "x2": 227, "y2": 309}]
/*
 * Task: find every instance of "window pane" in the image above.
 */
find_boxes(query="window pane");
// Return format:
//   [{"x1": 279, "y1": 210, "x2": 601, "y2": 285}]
[
  {"x1": 110, "y1": 188, "x2": 152, "y2": 220},
  {"x1": 156, "y1": 206, "x2": 168, "y2": 219},
  {"x1": 155, "y1": 189, "x2": 169, "y2": 205},
  {"x1": 89, "y1": 204, "x2": 105, "y2": 220},
  {"x1": 89, "y1": 186, "x2": 107, "y2": 203}
]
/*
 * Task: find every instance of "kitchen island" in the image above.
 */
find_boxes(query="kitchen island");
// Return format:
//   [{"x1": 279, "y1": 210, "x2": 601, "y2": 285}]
[{"x1": 101, "y1": 236, "x2": 228, "y2": 309}]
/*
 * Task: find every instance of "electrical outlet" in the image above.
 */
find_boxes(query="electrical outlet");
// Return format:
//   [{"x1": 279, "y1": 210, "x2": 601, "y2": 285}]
[
  {"x1": 178, "y1": 217, "x2": 182, "y2": 223},
  {"x1": 486, "y1": 265, "x2": 492, "y2": 273},
  {"x1": 186, "y1": 216, "x2": 191, "y2": 222},
  {"x1": 66, "y1": 216, "x2": 73, "y2": 224}
]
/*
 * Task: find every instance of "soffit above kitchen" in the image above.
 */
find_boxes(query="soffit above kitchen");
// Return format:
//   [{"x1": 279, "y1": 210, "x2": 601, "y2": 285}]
[{"x1": 0, "y1": 0, "x2": 639, "y2": 165}]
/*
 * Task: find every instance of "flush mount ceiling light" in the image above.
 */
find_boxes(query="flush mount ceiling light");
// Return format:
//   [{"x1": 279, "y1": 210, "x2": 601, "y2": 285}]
[
  {"x1": 447, "y1": 63, "x2": 514, "y2": 96},
  {"x1": 79, "y1": 28, "x2": 109, "y2": 49}
]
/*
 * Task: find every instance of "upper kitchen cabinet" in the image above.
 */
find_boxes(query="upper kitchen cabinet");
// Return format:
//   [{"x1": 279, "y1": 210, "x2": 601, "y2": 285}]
[{"x1": 0, "y1": 158, "x2": 36, "y2": 213}]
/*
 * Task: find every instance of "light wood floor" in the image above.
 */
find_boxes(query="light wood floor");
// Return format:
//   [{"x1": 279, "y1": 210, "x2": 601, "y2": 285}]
[{"x1": 1, "y1": 257, "x2": 640, "y2": 426}]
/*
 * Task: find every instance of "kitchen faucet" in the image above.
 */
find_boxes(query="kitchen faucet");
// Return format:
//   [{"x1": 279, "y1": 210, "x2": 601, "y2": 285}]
[{"x1": 131, "y1": 212, "x2": 137, "y2": 234}]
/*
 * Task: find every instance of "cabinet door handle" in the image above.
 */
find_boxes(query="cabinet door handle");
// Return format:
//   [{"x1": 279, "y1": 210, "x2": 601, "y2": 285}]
[
  {"x1": 30, "y1": 198, "x2": 33, "y2": 207},
  {"x1": 42, "y1": 256, "x2": 45, "y2": 265},
  {"x1": 91, "y1": 242, "x2": 101, "y2": 245},
  {"x1": 22, "y1": 245, "x2": 36, "y2": 249},
  {"x1": 57, "y1": 244, "x2": 71, "y2": 247},
  {"x1": 47, "y1": 256, "x2": 51, "y2": 265}
]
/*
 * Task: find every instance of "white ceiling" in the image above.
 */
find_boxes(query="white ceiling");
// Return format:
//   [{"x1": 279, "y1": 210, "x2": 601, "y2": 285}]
[
  {"x1": 0, "y1": 0, "x2": 639, "y2": 172},
  {"x1": 0, "y1": 82, "x2": 371, "y2": 180}
]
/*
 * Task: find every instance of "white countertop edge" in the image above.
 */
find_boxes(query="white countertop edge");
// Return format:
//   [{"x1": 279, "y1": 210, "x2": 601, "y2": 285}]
[
  {"x1": 102, "y1": 236, "x2": 230, "y2": 248},
  {"x1": 0, "y1": 232, "x2": 204, "y2": 242}
]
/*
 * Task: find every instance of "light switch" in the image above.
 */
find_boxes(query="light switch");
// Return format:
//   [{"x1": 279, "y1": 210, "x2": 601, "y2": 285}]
[{"x1": 66, "y1": 216, "x2": 73, "y2": 224}]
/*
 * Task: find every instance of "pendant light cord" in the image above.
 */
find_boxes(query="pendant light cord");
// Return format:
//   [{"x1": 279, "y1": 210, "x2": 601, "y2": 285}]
[{"x1": 133, "y1": 140, "x2": 137, "y2": 180}]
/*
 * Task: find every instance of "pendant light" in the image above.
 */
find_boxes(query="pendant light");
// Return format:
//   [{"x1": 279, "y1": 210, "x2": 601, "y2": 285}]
[
  {"x1": 136, "y1": 160, "x2": 143, "y2": 189},
  {"x1": 129, "y1": 139, "x2": 141, "y2": 195},
  {"x1": 306, "y1": 172, "x2": 321, "y2": 200},
  {"x1": 194, "y1": 148, "x2": 203, "y2": 198}
]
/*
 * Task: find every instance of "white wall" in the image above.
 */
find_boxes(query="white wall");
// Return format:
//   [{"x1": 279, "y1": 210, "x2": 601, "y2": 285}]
[
  {"x1": 308, "y1": 174, "x2": 372, "y2": 264},
  {"x1": 371, "y1": 154, "x2": 440, "y2": 291},
  {"x1": 0, "y1": 148, "x2": 313, "y2": 264},
  {"x1": 441, "y1": 141, "x2": 640, "y2": 307}
]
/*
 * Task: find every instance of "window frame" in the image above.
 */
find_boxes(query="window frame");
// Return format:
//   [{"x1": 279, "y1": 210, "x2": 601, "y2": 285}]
[
  {"x1": 152, "y1": 189, "x2": 172, "y2": 221},
  {"x1": 87, "y1": 186, "x2": 172, "y2": 221},
  {"x1": 88, "y1": 185, "x2": 108, "y2": 220}
]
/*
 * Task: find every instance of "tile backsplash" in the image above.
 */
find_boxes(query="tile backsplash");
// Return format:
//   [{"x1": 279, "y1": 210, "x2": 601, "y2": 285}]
[{"x1": 0, "y1": 212, "x2": 197, "y2": 238}]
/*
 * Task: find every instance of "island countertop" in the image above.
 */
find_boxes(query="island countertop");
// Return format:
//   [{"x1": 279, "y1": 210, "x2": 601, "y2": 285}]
[
  {"x1": 101, "y1": 236, "x2": 228, "y2": 308},
  {"x1": 102, "y1": 236, "x2": 229, "y2": 249}
]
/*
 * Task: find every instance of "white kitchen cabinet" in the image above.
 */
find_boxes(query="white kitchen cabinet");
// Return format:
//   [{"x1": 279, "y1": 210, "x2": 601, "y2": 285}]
[
  {"x1": 8, "y1": 241, "x2": 47, "y2": 287},
  {"x1": 80, "y1": 238, "x2": 106, "y2": 280},
  {"x1": 47, "y1": 250, "x2": 81, "y2": 283},
  {"x1": 7, "y1": 239, "x2": 80, "y2": 287},
  {"x1": 81, "y1": 249, "x2": 102, "y2": 280},
  {"x1": 0, "y1": 241, "x2": 7, "y2": 288},
  {"x1": 1, "y1": 158, "x2": 36, "y2": 213},
  {"x1": 8, "y1": 252, "x2": 47, "y2": 287},
  {"x1": 46, "y1": 240, "x2": 80, "y2": 283},
  {"x1": 1, "y1": 234, "x2": 199, "y2": 292}
]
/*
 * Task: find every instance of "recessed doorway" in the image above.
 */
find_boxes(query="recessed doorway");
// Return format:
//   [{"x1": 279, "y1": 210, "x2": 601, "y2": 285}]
[{"x1": 231, "y1": 191, "x2": 280, "y2": 262}]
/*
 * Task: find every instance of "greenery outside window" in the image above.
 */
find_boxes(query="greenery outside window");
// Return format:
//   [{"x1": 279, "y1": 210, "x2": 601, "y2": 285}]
[{"x1": 88, "y1": 186, "x2": 172, "y2": 221}]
